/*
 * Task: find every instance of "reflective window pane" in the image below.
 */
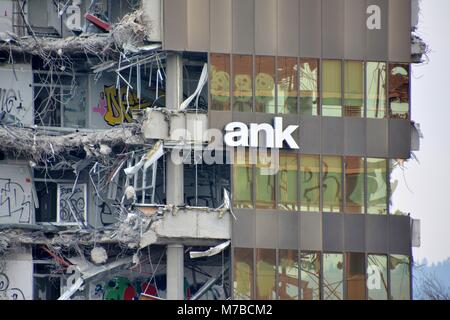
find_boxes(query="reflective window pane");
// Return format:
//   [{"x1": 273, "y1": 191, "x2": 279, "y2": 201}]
[
  {"x1": 390, "y1": 255, "x2": 411, "y2": 300},
  {"x1": 344, "y1": 157, "x2": 365, "y2": 214},
  {"x1": 367, "y1": 158, "x2": 388, "y2": 215},
  {"x1": 300, "y1": 252, "x2": 320, "y2": 300},
  {"x1": 322, "y1": 156, "x2": 343, "y2": 213},
  {"x1": 256, "y1": 249, "x2": 276, "y2": 300},
  {"x1": 389, "y1": 160, "x2": 407, "y2": 215},
  {"x1": 255, "y1": 56, "x2": 276, "y2": 113},
  {"x1": 367, "y1": 62, "x2": 387, "y2": 118},
  {"x1": 233, "y1": 248, "x2": 254, "y2": 300},
  {"x1": 210, "y1": 53, "x2": 231, "y2": 111},
  {"x1": 344, "y1": 61, "x2": 364, "y2": 117},
  {"x1": 277, "y1": 57, "x2": 298, "y2": 114},
  {"x1": 233, "y1": 149, "x2": 253, "y2": 208},
  {"x1": 278, "y1": 250, "x2": 299, "y2": 300},
  {"x1": 346, "y1": 253, "x2": 366, "y2": 300},
  {"x1": 300, "y1": 155, "x2": 320, "y2": 212},
  {"x1": 279, "y1": 152, "x2": 298, "y2": 211},
  {"x1": 322, "y1": 60, "x2": 342, "y2": 117},
  {"x1": 367, "y1": 255, "x2": 388, "y2": 300},
  {"x1": 389, "y1": 63, "x2": 410, "y2": 119},
  {"x1": 323, "y1": 253, "x2": 344, "y2": 300},
  {"x1": 233, "y1": 55, "x2": 253, "y2": 112},
  {"x1": 300, "y1": 59, "x2": 319, "y2": 116},
  {"x1": 256, "y1": 151, "x2": 276, "y2": 209}
]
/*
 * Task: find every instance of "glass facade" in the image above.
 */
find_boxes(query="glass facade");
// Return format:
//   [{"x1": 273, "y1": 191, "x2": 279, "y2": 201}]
[
  {"x1": 233, "y1": 55, "x2": 253, "y2": 112},
  {"x1": 232, "y1": 151, "x2": 395, "y2": 216},
  {"x1": 300, "y1": 59, "x2": 319, "y2": 116},
  {"x1": 210, "y1": 53, "x2": 231, "y2": 111},
  {"x1": 344, "y1": 61, "x2": 364, "y2": 117},
  {"x1": 279, "y1": 152, "x2": 298, "y2": 211},
  {"x1": 255, "y1": 56, "x2": 276, "y2": 113},
  {"x1": 389, "y1": 63, "x2": 410, "y2": 119},
  {"x1": 278, "y1": 250, "x2": 299, "y2": 300},
  {"x1": 232, "y1": 249, "x2": 411, "y2": 300},
  {"x1": 322, "y1": 60, "x2": 342, "y2": 117},
  {"x1": 277, "y1": 57, "x2": 298, "y2": 114},
  {"x1": 209, "y1": 54, "x2": 410, "y2": 120},
  {"x1": 323, "y1": 253, "x2": 344, "y2": 300}
]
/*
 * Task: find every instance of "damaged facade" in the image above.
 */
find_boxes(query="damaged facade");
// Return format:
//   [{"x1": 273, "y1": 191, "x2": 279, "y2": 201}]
[{"x1": 0, "y1": 0, "x2": 423, "y2": 300}]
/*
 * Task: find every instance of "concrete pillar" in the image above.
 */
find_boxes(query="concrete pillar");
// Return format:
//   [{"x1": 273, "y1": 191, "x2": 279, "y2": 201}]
[
  {"x1": 166, "y1": 244, "x2": 184, "y2": 300},
  {"x1": 165, "y1": 53, "x2": 185, "y2": 300}
]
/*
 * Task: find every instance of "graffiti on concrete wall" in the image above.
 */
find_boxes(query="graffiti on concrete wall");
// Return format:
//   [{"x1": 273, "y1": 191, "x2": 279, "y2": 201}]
[
  {"x1": 0, "y1": 178, "x2": 32, "y2": 224},
  {"x1": 92, "y1": 85, "x2": 151, "y2": 126},
  {"x1": 57, "y1": 184, "x2": 87, "y2": 224},
  {"x1": 0, "y1": 66, "x2": 33, "y2": 125}
]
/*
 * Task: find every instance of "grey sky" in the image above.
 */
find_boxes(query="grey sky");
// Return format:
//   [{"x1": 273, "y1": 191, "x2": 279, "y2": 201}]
[{"x1": 395, "y1": 0, "x2": 450, "y2": 264}]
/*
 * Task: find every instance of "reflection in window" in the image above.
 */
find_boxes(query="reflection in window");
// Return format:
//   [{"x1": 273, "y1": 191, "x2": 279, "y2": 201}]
[
  {"x1": 278, "y1": 250, "x2": 299, "y2": 300},
  {"x1": 367, "y1": 255, "x2": 388, "y2": 300},
  {"x1": 322, "y1": 156, "x2": 342, "y2": 213},
  {"x1": 367, "y1": 158, "x2": 388, "y2": 215},
  {"x1": 233, "y1": 248, "x2": 254, "y2": 300},
  {"x1": 346, "y1": 253, "x2": 366, "y2": 300},
  {"x1": 277, "y1": 57, "x2": 298, "y2": 114},
  {"x1": 323, "y1": 253, "x2": 344, "y2": 300},
  {"x1": 389, "y1": 160, "x2": 406, "y2": 215},
  {"x1": 389, "y1": 63, "x2": 410, "y2": 119},
  {"x1": 322, "y1": 60, "x2": 342, "y2": 117},
  {"x1": 233, "y1": 55, "x2": 253, "y2": 112},
  {"x1": 367, "y1": 62, "x2": 387, "y2": 118},
  {"x1": 300, "y1": 59, "x2": 319, "y2": 116},
  {"x1": 256, "y1": 249, "x2": 276, "y2": 300},
  {"x1": 390, "y1": 255, "x2": 411, "y2": 300},
  {"x1": 344, "y1": 61, "x2": 364, "y2": 117},
  {"x1": 279, "y1": 152, "x2": 298, "y2": 211},
  {"x1": 300, "y1": 155, "x2": 320, "y2": 212},
  {"x1": 255, "y1": 56, "x2": 276, "y2": 113},
  {"x1": 256, "y1": 151, "x2": 276, "y2": 209},
  {"x1": 300, "y1": 252, "x2": 320, "y2": 300},
  {"x1": 233, "y1": 149, "x2": 253, "y2": 208},
  {"x1": 344, "y1": 157, "x2": 365, "y2": 214},
  {"x1": 210, "y1": 53, "x2": 231, "y2": 111}
]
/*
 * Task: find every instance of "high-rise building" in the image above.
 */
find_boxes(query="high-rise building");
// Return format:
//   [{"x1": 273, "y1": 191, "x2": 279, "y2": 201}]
[{"x1": 0, "y1": 0, "x2": 424, "y2": 300}]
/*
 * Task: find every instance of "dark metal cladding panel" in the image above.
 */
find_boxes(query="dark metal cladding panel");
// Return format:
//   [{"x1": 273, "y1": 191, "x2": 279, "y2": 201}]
[
  {"x1": 345, "y1": 117, "x2": 366, "y2": 156},
  {"x1": 389, "y1": 0, "x2": 412, "y2": 63},
  {"x1": 278, "y1": 213, "x2": 299, "y2": 250},
  {"x1": 323, "y1": 213, "x2": 344, "y2": 252},
  {"x1": 344, "y1": 214, "x2": 365, "y2": 252},
  {"x1": 366, "y1": 215, "x2": 388, "y2": 254},
  {"x1": 278, "y1": 0, "x2": 300, "y2": 57},
  {"x1": 345, "y1": 0, "x2": 366, "y2": 60},
  {"x1": 322, "y1": 117, "x2": 345, "y2": 156},
  {"x1": 367, "y1": 118, "x2": 388, "y2": 158},
  {"x1": 322, "y1": 0, "x2": 345, "y2": 59},
  {"x1": 389, "y1": 215, "x2": 412, "y2": 255},
  {"x1": 300, "y1": 213, "x2": 323, "y2": 251},
  {"x1": 210, "y1": 0, "x2": 232, "y2": 53},
  {"x1": 366, "y1": 0, "x2": 389, "y2": 61},
  {"x1": 232, "y1": 209, "x2": 255, "y2": 248},
  {"x1": 256, "y1": 211, "x2": 278, "y2": 249},
  {"x1": 299, "y1": 116, "x2": 321, "y2": 154},
  {"x1": 299, "y1": 0, "x2": 321, "y2": 58},
  {"x1": 255, "y1": 0, "x2": 277, "y2": 55},
  {"x1": 163, "y1": 0, "x2": 187, "y2": 50},
  {"x1": 389, "y1": 119, "x2": 411, "y2": 159},
  {"x1": 187, "y1": 0, "x2": 210, "y2": 52},
  {"x1": 232, "y1": 0, "x2": 255, "y2": 54}
]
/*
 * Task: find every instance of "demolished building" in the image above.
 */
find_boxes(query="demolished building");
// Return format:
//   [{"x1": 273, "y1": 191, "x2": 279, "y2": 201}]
[{"x1": 0, "y1": 0, "x2": 425, "y2": 300}]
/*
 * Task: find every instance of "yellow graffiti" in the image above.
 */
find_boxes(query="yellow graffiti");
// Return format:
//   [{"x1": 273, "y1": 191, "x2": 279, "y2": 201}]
[{"x1": 103, "y1": 85, "x2": 151, "y2": 126}]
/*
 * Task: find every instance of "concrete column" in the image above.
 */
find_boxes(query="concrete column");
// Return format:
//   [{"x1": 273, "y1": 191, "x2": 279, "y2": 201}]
[
  {"x1": 166, "y1": 244, "x2": 184, "y2": 300},
  {"x1": 165, "y1": 53, "x2": 185, "y2": 300}
]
